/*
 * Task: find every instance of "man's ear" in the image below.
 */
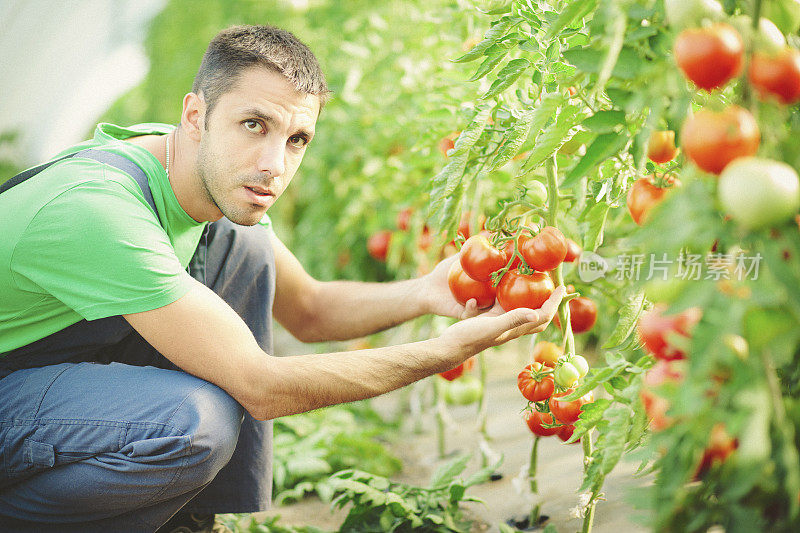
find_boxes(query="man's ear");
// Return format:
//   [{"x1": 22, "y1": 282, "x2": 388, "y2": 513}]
[{"x1": 181, "y1": 92, "x2": 206, "y2": 142}]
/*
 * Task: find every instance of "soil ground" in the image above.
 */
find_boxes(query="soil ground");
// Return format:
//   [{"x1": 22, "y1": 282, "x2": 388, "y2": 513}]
[{"x1": 250, "y1": 331, "x2": 651, "y2": 532}]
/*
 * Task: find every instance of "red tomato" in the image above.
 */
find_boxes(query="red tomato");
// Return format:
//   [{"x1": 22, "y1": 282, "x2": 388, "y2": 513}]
[
  {"x1": 694, "y1": 424, "x2": 738, "y2": 480},
  {"x1": 438, "y1": 132, "x2": 459, "y2": 157},
  {"x1": 496, "y1": 269, "x2": 555, "y2": 311},
  {"x1": 521, "y1": 226, "x2": 568, "y2": 271},
  {"x1": 517, "y1": 362, "x2": 555, "y2": 402},
  {"x1": 460, "y1": 235, "x2": 507, "y2": 282},
  {"x1": 748, "y1": 47, "x2": 800, "y2": 105},
  {"x1": 647, "y1": 130, "x2": 679, "y2": 164},
  {"x1": 627, "y1": 176, "x2": 672, "y2": 226},
  {"x1": 438, "y1": 356, "x2": 476, "y2": 381},
  {"x1": 532, "y1": 341, "x2": 563, "y2": 368},
  {"x1": 396, "y1": 208, "x2": 413, "y2": 231},
  {"x1": 638, "y1": 304, "x2": 702, "y2": 361},
  {"x1": 556, "y1": 424, "x2": 579, "y2": 444},
  {"x1": 640, "y1": 360, "x2": 685, "y2": 431},
  {"x1": 674, "y1": 23, "x2": 744, "y2": 91},
  {"x1": 367, "y1": 230, "x2": 392, "y2": 261},
  {"x1": 549, "y1": 389, "x2": 593, "y2": 425},
  {"x1": 447, "y1": 260, "x2": 496, "y2": 309},
  {"x1": 564, "y1": 238, "x2": 582, "y2": 262},
  {"x1": 524, "y1": 410, "x2": 559, "y2": 437},
  {"x1": 418, "y1": 226, "x2": 432, "y2": 251},
  {"x1": 680, "y1": 106, "x2": 760, "y2": 175},
  {"x1": 569, "y1": 297, "x2": 597, "y2": 334}
]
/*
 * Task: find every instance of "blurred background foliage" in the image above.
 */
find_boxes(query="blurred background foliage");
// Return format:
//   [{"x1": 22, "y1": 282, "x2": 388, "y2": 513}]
[{"x1": 100, "y1": 0, "x2": 495, "y2": 281}]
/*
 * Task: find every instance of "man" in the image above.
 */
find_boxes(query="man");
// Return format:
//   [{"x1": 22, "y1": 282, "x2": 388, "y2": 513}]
[{"x1": 0, "y1": 25, "x2": 563, "y2": 532}]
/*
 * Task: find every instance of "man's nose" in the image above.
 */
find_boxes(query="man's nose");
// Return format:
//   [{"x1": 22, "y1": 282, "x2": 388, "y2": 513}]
[{"x1": 256, "y1": 139, "x2": 286, "y2": 178}]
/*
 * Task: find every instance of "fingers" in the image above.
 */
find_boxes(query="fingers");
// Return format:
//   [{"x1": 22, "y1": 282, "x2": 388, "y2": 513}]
[{"x1": 460, "y1": 298, "x2": 480, "y2": 319}]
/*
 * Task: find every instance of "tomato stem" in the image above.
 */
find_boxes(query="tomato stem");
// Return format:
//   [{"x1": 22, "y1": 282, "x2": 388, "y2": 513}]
[
  {"x1": 545, "y1": 156, "x2": 577, "y2": 355},
  {"x1": 581, "y1": 431, "x2": 598, "y2": 533},
  {"x1": 527, "y1": 435, "x2": 542, "y2": 526},
  {"x1": 434, "y1": 378, "x2": 446, "y2": 458}
]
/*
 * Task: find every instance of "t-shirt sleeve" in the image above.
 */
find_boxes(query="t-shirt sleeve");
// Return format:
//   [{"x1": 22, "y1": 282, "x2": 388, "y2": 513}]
[{"x1": 11, "y1": 179, "x2": 194, "y2": 320}]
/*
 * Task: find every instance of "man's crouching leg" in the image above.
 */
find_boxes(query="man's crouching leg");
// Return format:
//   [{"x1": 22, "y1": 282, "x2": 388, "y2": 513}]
[{"x1": 0, "y1": 362, "x2": 244, "y2": 532}]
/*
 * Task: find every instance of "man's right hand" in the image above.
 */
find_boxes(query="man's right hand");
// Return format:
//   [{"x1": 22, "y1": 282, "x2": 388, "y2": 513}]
[{"x1": 435, "y1": 285, "x2": 566, "y2": 366}]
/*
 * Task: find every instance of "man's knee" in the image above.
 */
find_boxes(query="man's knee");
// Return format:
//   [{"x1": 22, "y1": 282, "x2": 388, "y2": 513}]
[{"x1": 170, "y1": 381, "x2": 245, "y2": 485}]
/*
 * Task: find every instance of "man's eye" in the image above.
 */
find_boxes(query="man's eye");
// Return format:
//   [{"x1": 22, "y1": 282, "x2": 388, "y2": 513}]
[
  {"x1": 243, "y1": 120, "x2": 264, "y2": 134},
  {"x1": 289, "y1": 135, "x2": 308, "y2": 148}
]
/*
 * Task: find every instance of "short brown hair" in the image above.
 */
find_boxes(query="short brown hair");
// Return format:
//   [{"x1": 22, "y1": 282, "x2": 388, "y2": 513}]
[{"x1": 192, "y1": 25, "x2": 330, "y2": 121}]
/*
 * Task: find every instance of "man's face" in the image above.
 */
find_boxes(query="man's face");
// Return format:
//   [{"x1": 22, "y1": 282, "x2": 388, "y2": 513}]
[{"x1": 195, "y1": 66, "x2": 320, "y2": 225}]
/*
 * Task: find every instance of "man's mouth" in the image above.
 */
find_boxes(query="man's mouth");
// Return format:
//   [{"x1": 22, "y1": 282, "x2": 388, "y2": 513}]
[{"x1": 245, "y1": 186, "x2": 274, "y2": 197}]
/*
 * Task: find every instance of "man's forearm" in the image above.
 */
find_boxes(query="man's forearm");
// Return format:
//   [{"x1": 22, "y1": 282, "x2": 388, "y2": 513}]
[
  {"x1": 301, "y1": 277, "x2": 430, "y2": 342},
  {"x1": 249, "y1": 337, "x2": 454, "y2": 420}
]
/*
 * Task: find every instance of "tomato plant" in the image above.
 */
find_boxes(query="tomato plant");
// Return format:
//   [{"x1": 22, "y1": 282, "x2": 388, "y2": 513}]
[{"x1": 626, "y1": 175, "x2": 677, "y2": 226}]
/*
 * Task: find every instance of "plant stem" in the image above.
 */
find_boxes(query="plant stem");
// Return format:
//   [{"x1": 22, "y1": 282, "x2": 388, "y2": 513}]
[
  {"x1": 434, "y1": 378, "x2": 446, "y2": 458},
  {"x1": 477, "y1": 352, "x2": 489, "y2": 436},
  {"x1": 528, "y1": 436, "x2": 541, "y2": 526},
  {"x1": 581, "y1": 432, "x2": 598, "y2": 533},
  {"x1": 545, "y1": 156, "x2": 576, "y2": 355}
]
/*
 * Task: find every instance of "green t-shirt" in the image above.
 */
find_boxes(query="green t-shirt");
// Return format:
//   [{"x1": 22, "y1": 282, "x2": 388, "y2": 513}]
[{"x1": 0, "y1": 123, "x2": 207, "y2": 354}]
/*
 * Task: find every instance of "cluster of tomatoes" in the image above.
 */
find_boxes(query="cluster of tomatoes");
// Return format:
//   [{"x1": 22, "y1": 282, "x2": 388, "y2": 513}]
[
  {"x1": 446, "y1": 225, "x2": 582, "y2": 313},
  {"x1": 672, "y1": 20, "x2": 800, "y2": 230},
  {"x1": 628, "y1": 17, "x2": 800, "y2": 230},
  {"x1": 519, "y1": 341, "x2": 594, "y2": 444},
  {"x1": 636, "y1": 304, "x2": 738, "y2": 477}
]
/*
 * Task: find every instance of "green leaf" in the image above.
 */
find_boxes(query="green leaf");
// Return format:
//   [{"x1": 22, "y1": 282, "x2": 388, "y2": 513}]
[
  {"x1": 491, "y1": 109, "x2": 536, "y2": 170},
  {"x1": 600, "y1": 407, "x2": 632, "y2": 475},
  {"x1": 481, "y1": 58, "x2": 531, "y2": 99},
  {"x1": 563, "y1": 132, "x2": 627, "y2": 187},
  {"x1": 522, "y1": 104, "x2": 587, "y2": 171},
  {"x1": 583, "y1": 201, "x2": 610, "y2": 252},
  {"x1": 562, "y1": 46, "x2": 641, "y2": 79},
  {"x1": 452, "y1": 17, "x2": 517, "y2": 63},
  {"x1": 469, "y1": 51, "x2": 508, "y2": 81},
  {"x1": 544, "y1": 0, "x2": 599, "y2": 40},
  {"x1": 582, "y1": 110, "x2": 626, "y2": 133},
  {"x1": 569, "y1": 398, "x2": 613, "y2": 442},
  {"x1": 430, "y1": 454, "x2": 470, "y2": 488},
  {"x1": 603, "y1": 291, "x2": 647, "y2": 348}
]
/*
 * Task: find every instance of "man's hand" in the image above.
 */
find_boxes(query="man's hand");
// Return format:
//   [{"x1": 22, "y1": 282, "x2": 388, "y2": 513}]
[
  {"x1": 435, "y1": 285, "x2": 566, "y2": 365},
  {"x1": 420, "y1": 253, "x2": 490, "y2": 320}
]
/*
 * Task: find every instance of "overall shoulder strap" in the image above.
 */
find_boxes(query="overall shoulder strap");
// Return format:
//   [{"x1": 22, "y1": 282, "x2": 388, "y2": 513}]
[{"x1": 0, "y1": 148, "x2": 162, "y2": 224}]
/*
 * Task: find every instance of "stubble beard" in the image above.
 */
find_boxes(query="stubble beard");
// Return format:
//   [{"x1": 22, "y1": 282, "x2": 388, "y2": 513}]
[{"x1": 197, "y1": 141, "x2": 265, "y2": 227}]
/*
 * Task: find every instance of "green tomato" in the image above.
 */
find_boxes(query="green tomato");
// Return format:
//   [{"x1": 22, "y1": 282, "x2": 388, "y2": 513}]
[
  {"x1": 569, "y1": 355, "x2": 590, "y2": 378},
  {"x1": 444, "y1": 375, "x2": 483, "y2": 405},
  {"x1": 528, "y1": 180, "x2": 548, "y2": 207},
  {"x1": 555, "y1": 363, "x2": 580, "y2": 389},
  {"x1": 664, "y1": 0, "x2": 723, "y2": 29},
  {"x1": 718, "y1": 157, "x2": 800, "y2": 231}
]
